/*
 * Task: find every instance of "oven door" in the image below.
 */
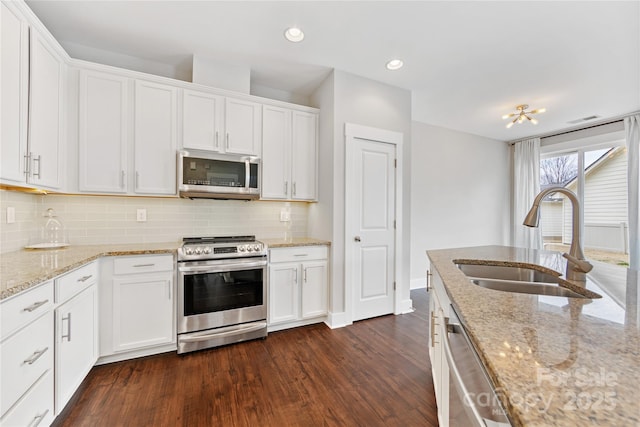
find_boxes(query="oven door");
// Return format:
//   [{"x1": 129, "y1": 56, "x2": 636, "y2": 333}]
[{"x1": 177, "y1": 258, "x2": 267, "y2": 334}]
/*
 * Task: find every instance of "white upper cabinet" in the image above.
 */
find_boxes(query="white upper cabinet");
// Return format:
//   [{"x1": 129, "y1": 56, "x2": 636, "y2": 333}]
[
  {"x1": 261, "y1": 106, "x2": 291, "y2": 199},
  {"x1": 291, "y1": 111, "x2": 318, "y2": 200},
  {"x1": 182, "y1": 89, "x2": 224, "y2": 152},
  {"x1": 78, "y1": 70, "x2": 129, "y2": 193},
  {"x1": 0, "y1": 2, "x2": 29, "y2": 184},
  {"x1": 28, "y1": 30, "x2": 65, "y2": 189},
  {"x1": 261, "y1": 107, "x2": 318, "y2": 201},
  {"x1": 224, "y1": 98, "x2": 261, "y2": 156},
  {"x1": 134, "y1": 80, "x2": 177, "y2": 195}
]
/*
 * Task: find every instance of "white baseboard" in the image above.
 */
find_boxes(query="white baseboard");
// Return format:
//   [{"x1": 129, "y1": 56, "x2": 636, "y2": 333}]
[
  {"x1": 411, "y1": 277, "x2": 427, "y2": 290},
  {"x1": 325, "y1": 311, "x2": 351, "y2": 329},
  {"x1": 96, "y1": 343, "x2": 177, "y2": 365},
  {"x1": 396, "y1": 298, "x2": 414, "y2": 314},
  {"x1": 267, "y1": 316, "x2": 326, "y2": 333}
]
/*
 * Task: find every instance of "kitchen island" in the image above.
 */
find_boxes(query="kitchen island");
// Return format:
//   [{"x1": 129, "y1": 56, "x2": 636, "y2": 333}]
[{"x1": 427, "y1": 245, "x2": 639, "y2": 427}]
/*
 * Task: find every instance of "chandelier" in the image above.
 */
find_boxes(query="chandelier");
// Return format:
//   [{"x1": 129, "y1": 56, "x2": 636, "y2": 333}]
[{"x1": 502, "y1": 104, "x2": 546, "y2": 128}]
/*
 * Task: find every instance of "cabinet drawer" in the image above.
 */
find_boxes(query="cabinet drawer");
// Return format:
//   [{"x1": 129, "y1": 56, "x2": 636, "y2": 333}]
[
  {"x1": 113, "y1": 254, "x2": 174, "y2": 275},
  {"x1": 1, "y1": 281, "x2": 53, "y2": 339},
  {"x1": 56, "y1": 261, "x2": 98, "y2": 303},
  {"x1": 269, "y1": 246, "x2": 328, "y2": 263},
  {"x1": 0, "y1": 370, "x2": 53, "y2": 427},
  {"x1": 0, "y1": 312, "x2": 53, "y2": 416}
]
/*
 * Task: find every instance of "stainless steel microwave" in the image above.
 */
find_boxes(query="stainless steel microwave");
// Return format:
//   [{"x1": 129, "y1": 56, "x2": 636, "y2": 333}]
[{"x1": 178, "y1": 150, "x2": 260, "y2": 200}]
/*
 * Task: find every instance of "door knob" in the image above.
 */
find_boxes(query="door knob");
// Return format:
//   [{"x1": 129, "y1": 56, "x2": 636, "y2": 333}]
[{"x1": 354, "y1": 236, "x2": 361, "y2": 242}]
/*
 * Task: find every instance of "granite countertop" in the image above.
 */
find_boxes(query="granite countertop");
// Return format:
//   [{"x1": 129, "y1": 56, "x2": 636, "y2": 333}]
[
  {"x1": 0, "y1": 242, "x2": 181, "y2": 301},
  {"x1": 428, "y1": 245, "x2": 639, "y2": 427},
  {"x1": 261, "y1": 237, "x2": 331, "y2": 248},
  {"x1": 1, "y1": 237, "x2": 331, "y2": 301}
]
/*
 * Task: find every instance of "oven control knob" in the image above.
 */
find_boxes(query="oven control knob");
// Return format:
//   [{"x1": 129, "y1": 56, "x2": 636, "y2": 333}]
[
  {"x1": 247, "y1": 246, "x2": 254, "y2": 252},
  {"x1": 253, "y1": 244, "x2": 260, "y2": 252},
  {"x1": 238, "y1": 246, "x2": 245, "y2": 252},
  {"x1": 195, "y1": 247, "x2": 202, "y2": 255},
  {"x1": 184, "y1": 247, "x2": 193, "y2": 255},
  {"x1": 203, "y1": 247, "x2": 212, "y2": 254}
]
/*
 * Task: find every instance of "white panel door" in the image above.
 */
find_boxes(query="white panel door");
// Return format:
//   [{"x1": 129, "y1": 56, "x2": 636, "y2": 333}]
[
  {"x1": 261, "y1": 105, "x2": 291, "y2": 199},
  {"x1": 301, "y1": 261, "x2": 327, "y2": 319},
  {"x1": 134, "y1": 80, "x2": 177, "y2": 195},
  {"x1": 112, "y1": 273, "x2": 174, "y2": 352},
  {"x1": 0, "y1": 2, "x2": 29, "y2": 184},
  {"x1": 268, "y1": 264, "x2": 299, "y2": 325},
  {"x1": 182, "y1": 89, "x2": 224, "y2": 152},
  {"x1": 291, "y1": 111, "x2": 317, "y2": 201},
  {"x1": 224, "y1": 98, "x2": 261, "y2": 155},
  {"x1": 348, "y1": 139, "x2": 396, "y2": 321},
  {"x1": 28, "y1": 30, "x2": 64, "y2": 189},
  {"x1": 78, "y1": 70, "x2": 129, "y2": 193},
  {"x1": 55, "y1": 285, "x2": 97, "y2": 414}
]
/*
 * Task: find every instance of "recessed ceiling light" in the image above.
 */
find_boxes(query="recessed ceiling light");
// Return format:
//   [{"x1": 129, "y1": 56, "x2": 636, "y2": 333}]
[
  {"x1": 386, "y1": 59, "x2": 404, "y2": 70},
  {"x1": 284, "y1": 27, "x2": 304, "y2": 43}
]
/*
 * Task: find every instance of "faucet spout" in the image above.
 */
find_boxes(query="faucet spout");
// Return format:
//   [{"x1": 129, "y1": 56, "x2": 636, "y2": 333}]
[{"x1": 523, "y1": 187, "x2": 593, "y2": 283}]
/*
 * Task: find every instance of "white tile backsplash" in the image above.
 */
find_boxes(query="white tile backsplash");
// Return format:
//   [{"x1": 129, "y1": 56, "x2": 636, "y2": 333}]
[{"x1": 0, "y1": 190, "x2": 309, "y2": 253}]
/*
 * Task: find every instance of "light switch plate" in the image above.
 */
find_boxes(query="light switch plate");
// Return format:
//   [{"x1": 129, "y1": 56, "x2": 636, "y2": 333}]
[
  {"x1": 136, "y1": 209, "x2": 147, "y2": 222},
  {"x1": 6, "y1": 207, "x2": 15, "y2": 224},
  {"x1": 280, "y1": 209, "x2": 291, "y2": 222}
]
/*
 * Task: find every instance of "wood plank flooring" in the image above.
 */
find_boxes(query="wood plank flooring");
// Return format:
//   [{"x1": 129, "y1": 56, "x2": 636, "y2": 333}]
[{"x1": 52, "y1": 289, "x2": 437, "y2": 427}]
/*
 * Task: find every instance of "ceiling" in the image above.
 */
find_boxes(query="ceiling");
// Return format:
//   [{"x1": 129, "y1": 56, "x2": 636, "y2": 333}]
[{"x1": 26, "y1": 1, "x2": 640, "y2": 142}]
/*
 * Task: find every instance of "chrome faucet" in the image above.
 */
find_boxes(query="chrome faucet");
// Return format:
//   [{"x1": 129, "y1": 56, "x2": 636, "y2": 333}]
[{"x1": 523, "y1": 187, "x2": 593, "y2": 283}]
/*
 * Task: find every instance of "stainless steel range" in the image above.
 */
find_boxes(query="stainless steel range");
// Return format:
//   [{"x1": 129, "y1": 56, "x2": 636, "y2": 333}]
[{"x1": 176, "y1": 235, "x2": 267, "y2": 354}]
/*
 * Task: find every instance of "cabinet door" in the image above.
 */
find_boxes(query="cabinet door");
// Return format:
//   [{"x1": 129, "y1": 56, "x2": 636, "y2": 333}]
[
  {"x1": 261, "y1": 105, "x2": 291, "y2": 199},
  {"x1": 301, "y1": 261, "x2": 327, "y2": 319},
  {"x1": 28, "y1": 30, "x2": 64, "y2": 189},
  {"x1": 268, "y1": 263, "x2": 299, "y2": 325},
  {"x1": 55, "y1": 285, "x2": 97, "y2": 414},
  {"x1": 182, "y1": 89, "x2": 224, "y2": 151},
  {"x1": 134, "y1": 80, "x2": 177, "y2": 195},
  {"x1": 78, "y1": 70, "x2": 129, "y2": 193},
  {"x1": 112, "y1": 273, "x2": 174, "y2": 352},
  {"x1": 224, "y1": 98, "x2": 261, "y2": 156},
  {"x1": 0, "y1": 2, "x2": 29, "y2": 184},
  {"x1": 291, "y1": 111, "x2": 317, "y2": 200}
]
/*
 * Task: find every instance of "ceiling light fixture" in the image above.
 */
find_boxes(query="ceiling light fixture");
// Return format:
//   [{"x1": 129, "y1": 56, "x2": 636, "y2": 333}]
[
  {"x1": 284, "y1": 27, "x2": 304, "y2": 43},
  {"x1": 386, "y1": 59, "x2": 404, "y2": 70},
  {"x1": 502, "y1": 104, "x2": 546, "y2": 129}
]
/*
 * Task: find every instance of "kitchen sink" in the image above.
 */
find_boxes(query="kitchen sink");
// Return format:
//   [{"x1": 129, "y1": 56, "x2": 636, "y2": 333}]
[
  {"x1": 456, "y1": 262, "x2": 600, "y2": 299},
  {"x1": 470, "y1": 278, "x2": 590, "y2": 299}
]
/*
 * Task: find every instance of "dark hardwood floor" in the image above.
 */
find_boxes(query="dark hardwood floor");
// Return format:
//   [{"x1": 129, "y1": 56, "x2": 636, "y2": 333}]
[{"x1": 53, "y1": 289, "x2": 437, "y2": 427}]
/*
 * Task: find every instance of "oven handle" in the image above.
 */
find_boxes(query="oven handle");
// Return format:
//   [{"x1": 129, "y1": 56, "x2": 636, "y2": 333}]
[
  {"x1": 179, "y1": 322, "x2": 267, "y2": 343},
  {"x1": 178, "y1": 259, "x2": 267, "y2": 274}
]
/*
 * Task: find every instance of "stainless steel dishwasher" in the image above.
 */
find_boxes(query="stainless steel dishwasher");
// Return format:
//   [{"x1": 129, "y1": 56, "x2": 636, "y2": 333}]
[{"x1": 442, "y1": 305, "x2": 512, "y2": 427}]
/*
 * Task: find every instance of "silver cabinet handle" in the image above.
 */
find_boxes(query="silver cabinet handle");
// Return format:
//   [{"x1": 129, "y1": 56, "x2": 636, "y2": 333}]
[
  {"x1": 32, "y1": 154, "x2": 41, "y2": 178},
  {"x1": 77, "y1": 275, "x2": 93, "y2": 283},
  {"x1": 28, "y1": 409, "x2": 49, "y2": 427},
  {"x1": 226, "y1": 133, "x2": 230, "y2": 149},
  {"x1": 284, "y1": 181, "x2": 288, "y2": 195},
  {"x1": 22, "y1": 299, "x2": 49, "y2": 312},
  {"x1": 215, "y1": 131, "x2": 219, "y2": 149},
  {"x1": 120, "y1": 170, "x2": 125, "y2": 189},
  {"x1": 303, "y1": 268, "x2": 307, "y2": 283},
  {"x1": 24, "y1": 153, "x2": 32, "y2": 177},
  {"x1": 133, "y1": 263, "x2": 155, "y2": 268},
  {"x1": 426, "y1": 270, "x2": 432, "y2": 291},
  {"x1": 293, "y1": 254, "x2": 308, "y2": 257},
  {"x1": 168, "y1": 280, "x2": 172, "y2": 300},
  {"x1": 354, "y1": 236, "x2": 361, "y2": 242},
  {"x1": 135, "y1": 171, "x2": 140, "y2": 190},
  {"x1": 61, "y1": 313, "x2": 71, "y2": 341},
  {"x1": 292, "y1": 182, "x2": 296, "y2": 196},
  {"x1": 23, "y1": 347, "x2": 49, "y2": 365}
]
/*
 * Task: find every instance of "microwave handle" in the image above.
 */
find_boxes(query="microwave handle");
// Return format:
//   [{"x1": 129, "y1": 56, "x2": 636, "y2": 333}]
[{"x1": 245, "y1": 159, "x2": 250, "y2": 190}]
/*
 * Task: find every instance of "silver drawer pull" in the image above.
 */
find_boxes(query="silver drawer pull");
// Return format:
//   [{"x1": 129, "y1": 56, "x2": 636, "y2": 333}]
[
  {"x1": 28, "y1": 409, "x2": 49, "y2": 427},
  {"x1": 61, "y1": 313, "x2": 71, "y2": 341},
  {"x1": 77, "y1": 275, "x2": 93, "y2": 282},
  {"x1": 23, "y1": 347, "x2": 49, "y2": 365},
  {"x1": 133, "y1": 263, "x2": 155, "y2": 268},
  {"x1": 293, "y1": 254, "x2": 308, "y2": 257},
  {"x1": 22, "y1": 300, "x2": 49, "y2": 312}
]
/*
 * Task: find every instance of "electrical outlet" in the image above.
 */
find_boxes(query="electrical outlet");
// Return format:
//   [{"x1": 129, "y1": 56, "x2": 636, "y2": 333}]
[
  {"x1": 6, "y1": 207, "x2": 15, "y2": 224},
  {"x1": 136, "y1": 209, "x2": 147, "y2": 222},
  {"x1": 280, "y1": 209, "x2": 291, "y2": 222}
]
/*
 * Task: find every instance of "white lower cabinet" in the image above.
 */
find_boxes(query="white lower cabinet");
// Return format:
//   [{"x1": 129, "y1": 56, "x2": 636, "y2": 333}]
[
  {"x1": 54, "y1": 262, "x2": 98, "y2": 415},
  {"x1": 268, "y1": 246, "x2": 328, "y2": 330},
  {"x1": 99, "y1": 255, "x2": 175, "y2": 362},
  {"x1": 0, "y1": 281, "x2": 54, "y2": 426}
]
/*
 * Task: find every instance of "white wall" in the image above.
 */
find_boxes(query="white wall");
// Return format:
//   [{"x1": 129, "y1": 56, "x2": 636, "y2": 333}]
[
  {"x1": 410, "y1": 122, "x2": 511, "y2": 288},
  {"x1": 0, "y1": 190, "x2": 308, "y2": 253}
]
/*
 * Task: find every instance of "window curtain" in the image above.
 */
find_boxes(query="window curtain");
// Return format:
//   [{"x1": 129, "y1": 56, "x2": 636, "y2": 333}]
[
  {"x1": 513, "y1": 138, "x2": 543, "y2": 249},
  {"x1": 625, "y1": 114, "x2": 640, "y2": 269}
]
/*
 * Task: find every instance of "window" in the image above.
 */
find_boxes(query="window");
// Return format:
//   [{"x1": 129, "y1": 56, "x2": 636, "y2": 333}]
[{"x1": 539, "y1": 132, "x2": 629, "y2": 267}]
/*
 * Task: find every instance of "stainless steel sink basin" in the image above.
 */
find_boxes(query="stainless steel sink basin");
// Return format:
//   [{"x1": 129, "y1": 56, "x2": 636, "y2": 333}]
[
  {"x1": 456, "y1": 263, "x2": 560, "y2": 284},
  {"x1": 455, "y1": 262, "x2": 599, "y2": 299},
  {"x1": 470, "y1": 278, "x2": 590, "y2": 299}
]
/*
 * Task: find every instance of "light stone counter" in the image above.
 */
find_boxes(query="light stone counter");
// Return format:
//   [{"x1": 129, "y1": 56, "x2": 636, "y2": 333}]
[
  {"x1": 0, "y1": 242, "x2": 180, "y2": 300},
  {"x1": 261, "y1": 237, "x2": 331, "y2": 248},
  {"x1": 428, "y1": 245, "x2": 639, "y2": 427}
]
